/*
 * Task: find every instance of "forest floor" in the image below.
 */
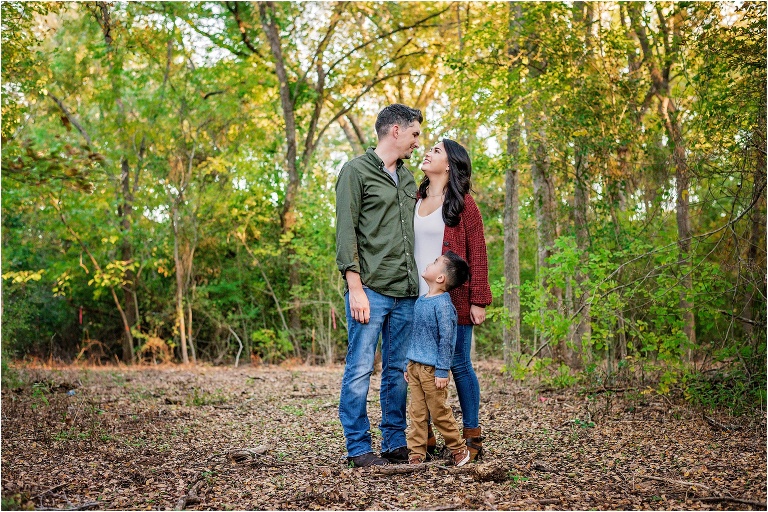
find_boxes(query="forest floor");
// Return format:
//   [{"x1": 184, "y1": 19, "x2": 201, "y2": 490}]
[{"x1": 1, "y1": 361, "x2": 766, "y2": 511}]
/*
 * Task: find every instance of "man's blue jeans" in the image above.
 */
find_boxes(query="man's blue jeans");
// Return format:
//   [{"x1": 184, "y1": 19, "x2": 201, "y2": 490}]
[
  {"x1": 339, "y1": 288, "x2": 416, "y2": 458},
  {"x1": 451, "y1": 324, "x2": 480, "y2": 429}
]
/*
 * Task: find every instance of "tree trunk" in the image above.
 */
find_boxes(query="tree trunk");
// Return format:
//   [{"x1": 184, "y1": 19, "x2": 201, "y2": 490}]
[
  {"x1": 187, "y1": 300, "x2": 197, "y2": 363},
  {"x1": 119, "y1": 157, "x2": 136, "y2": 363},
  {"x1": 96, "y1": 2, "x2": 136, "y2": 363},
  {"x1": 566, "y1": 0, "x2": 597, "y2": 370},
  {"x1": 259, "y1": 3, "x2": 299, "y2": 233},
  {"x1": 630, "y1": 4, "x2": 696, "y2": 354},
  {"x1": 260, "y1": 2, "x2": 303, "y2": 344},
  {"x1": 607, "y1": 150, "x2": 628, "y2": 361},
  {"x1": 504, "y1": 121, "x2": 521, "y2": 362},
  {"x1": 571, "y1": 150, "x2": 590, "y2": 368},
  {"x1": 524, "y1": 106, "x2": 561, "y2": 361},
  {"x1": 503, "y1": 1, "x2": 522, "y2": 365},
  {"x1": 662, "y1": 95, "x2": 696, "y2": 352},
  {"x1": 338, "y1": 115, "x2": 365, "y2": 155},
  {"x1": 289, "y1": 263, "x2": 301, "y2": 356},
  {"x1": 744, "y1": 112, "x2": 767, "y2": 337},
  {"x1": 172, "y1": 207, "x2": 189, "y2": 364}
]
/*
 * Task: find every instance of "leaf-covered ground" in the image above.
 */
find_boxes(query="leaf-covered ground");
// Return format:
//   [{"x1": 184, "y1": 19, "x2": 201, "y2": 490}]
[{"x1": 2, "y1": 362, "x2": 765, "y2": 511}]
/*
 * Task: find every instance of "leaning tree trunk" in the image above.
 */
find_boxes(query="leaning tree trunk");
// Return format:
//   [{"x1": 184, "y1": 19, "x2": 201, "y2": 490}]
[{"x1": 338, "y1": 115, "x2": 365, "y2": 155}]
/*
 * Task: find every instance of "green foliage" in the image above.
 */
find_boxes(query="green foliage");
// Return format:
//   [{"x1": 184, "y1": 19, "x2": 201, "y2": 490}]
[
  {"x1": 683, "y1": 343, "x2": 767, "y2": 414},
  {"x1": 1, "y1": 356, "x2": 25, "y2": 390},
  {"x1": 546, "y1": 364, "x2": 578, "y2": 389},
  {"x1": 30, "y1": 382, "x2": 50, "y2": 409},
  {"x1": 502, "y1": 356, "x2": 577, "y2": 389},
  {"x1": 186, "y1": 388, "x2": 227, "y2": 407},
  {"x1": 569, "y1": 418, "x2": 595, "y2": 429},
  {"x1": 1, "y1": 493, "x2": 34, "y2": 511},
  {"x1": 280, "y1": 405, "x2": 305, "y2": 417},
  {"x1": 507, "y1": 473, "x2": 529, "y2": 487},
  {"x1": 1, "y1": 278, "x2": 76, "y2": 359},
  {"x1": 251, "y1": 329, "x2": 293, "y2": 364},
  {"x1": 1, "y1": 0, "x2": 764, "y2": 406}
]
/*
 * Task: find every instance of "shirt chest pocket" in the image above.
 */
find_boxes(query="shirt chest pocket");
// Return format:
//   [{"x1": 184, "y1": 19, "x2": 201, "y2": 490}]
[{"x1": 363, "y1": 179, "x2": 398, "y2": 203}]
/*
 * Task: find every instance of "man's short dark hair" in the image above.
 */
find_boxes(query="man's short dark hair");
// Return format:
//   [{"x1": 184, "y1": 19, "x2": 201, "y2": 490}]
[
  {"x1": 375, "y1": 104, "x2": 423, "y2": 138},
  {"x1": 443, "y1": 251, "x2": 469, "y2": 292}
]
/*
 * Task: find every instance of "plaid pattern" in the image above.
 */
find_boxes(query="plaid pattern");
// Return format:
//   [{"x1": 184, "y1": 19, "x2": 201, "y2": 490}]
[{"x1": 442, "y1": 194, "x2": 493, "y2": 324}]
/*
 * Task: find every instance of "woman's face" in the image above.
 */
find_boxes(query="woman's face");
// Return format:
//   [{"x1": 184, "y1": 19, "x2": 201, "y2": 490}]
[{"x1": 420, "y1": 142, "x2": 449, "y2": 175}]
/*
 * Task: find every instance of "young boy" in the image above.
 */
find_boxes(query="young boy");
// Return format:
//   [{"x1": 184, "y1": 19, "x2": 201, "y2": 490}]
[{"x1": 404, "y1": 251, "x2": 471, "y2": 466}]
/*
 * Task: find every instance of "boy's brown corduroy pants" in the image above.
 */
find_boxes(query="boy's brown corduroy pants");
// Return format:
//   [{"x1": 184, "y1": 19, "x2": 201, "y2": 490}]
[{"x1": 406, "y1": 361, "x2": 466, "y2": 459}]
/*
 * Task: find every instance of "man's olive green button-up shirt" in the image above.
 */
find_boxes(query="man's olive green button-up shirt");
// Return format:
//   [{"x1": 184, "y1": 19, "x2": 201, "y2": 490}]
[{"x1": 335, "y1": 148, "x2": 419, "y2": 298}]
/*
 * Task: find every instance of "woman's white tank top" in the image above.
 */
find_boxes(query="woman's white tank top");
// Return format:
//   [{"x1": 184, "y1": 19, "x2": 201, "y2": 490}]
[{"x1": 413, "y1": 199, "x2": 446, "y2": 297}]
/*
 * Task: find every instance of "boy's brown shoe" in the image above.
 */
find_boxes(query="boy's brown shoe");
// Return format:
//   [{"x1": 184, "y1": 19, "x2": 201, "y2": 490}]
[
  {"x1": 452, "y1": 446, "x2": 470, "y2": 467},
  {"x1": 408, "y1": 454, "x2": 424, "y2": 464}
]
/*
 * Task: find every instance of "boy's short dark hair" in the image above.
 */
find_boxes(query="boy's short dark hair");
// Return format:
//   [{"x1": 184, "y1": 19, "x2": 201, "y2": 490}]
[
  {"x1": 375, "y1": 104, "x2": 423, "y2": 138},
  {"x1": 442, "y1": 251, "x2": 469, "y2": 292}
]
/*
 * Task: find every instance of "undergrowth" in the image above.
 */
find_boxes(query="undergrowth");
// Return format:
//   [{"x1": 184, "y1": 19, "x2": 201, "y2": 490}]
[{"x1": 502, "y1": 354, "x2": 766, "y2": 416}]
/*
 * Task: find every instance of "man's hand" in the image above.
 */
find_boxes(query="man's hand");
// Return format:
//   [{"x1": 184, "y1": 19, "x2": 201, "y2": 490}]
[
  {"x1": 470, "y1": 305, "x2": 486, "y2": 325},
  {"x1": 346, "y1": 271, "x2": 370, "y2": 324},
  {"x1": 404, "y1": 371, "x2": 409, "y2": 383},
  {"x1": 435, "y1": 376, "x2": 448, "y2": 389}
]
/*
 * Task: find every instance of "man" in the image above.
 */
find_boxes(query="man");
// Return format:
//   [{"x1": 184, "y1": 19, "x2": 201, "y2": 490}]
[{"x1": 335, "y1": 104, "x2": 423, "y2": 467}]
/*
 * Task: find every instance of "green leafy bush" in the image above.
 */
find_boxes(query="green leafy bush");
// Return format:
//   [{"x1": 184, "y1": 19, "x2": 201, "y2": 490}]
[{"x1": 251, "y1": 329, "x2": 293, "y2": 364}]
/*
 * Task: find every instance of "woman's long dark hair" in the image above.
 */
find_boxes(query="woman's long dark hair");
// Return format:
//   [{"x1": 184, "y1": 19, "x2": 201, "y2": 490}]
[{"x1": 418, "y1": 138, "x2": 472, "y2": 227}]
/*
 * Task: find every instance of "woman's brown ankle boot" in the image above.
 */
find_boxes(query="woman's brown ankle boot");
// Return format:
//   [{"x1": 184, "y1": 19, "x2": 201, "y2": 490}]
[{"x1": 462, "y1": 427, "x2": 484, "y2": 462}]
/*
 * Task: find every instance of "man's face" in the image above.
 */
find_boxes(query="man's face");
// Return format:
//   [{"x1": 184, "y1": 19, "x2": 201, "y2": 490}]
[{"x1": 396, "y1": 121, "x2": 421, "y2": 160}]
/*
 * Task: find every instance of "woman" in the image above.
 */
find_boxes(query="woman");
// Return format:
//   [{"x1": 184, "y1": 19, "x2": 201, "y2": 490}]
[{"x1": 414, "y1": 138, "x2": 492, "y2": 462}]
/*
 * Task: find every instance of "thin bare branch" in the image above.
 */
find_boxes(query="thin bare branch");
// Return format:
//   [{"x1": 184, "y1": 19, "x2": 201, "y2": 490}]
[
  {"x1": 47, "y1": 93, "x2": 92, "y2": 147},
  {"x1": 327, "y1": 5, "x2": 451, "y2": 74}
]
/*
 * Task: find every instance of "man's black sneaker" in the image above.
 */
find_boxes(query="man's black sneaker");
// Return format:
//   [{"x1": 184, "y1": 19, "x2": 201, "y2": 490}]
[
  {"x1": 347, "y1": 452, "x2": 389, "y2": 467},
  {"x1": 381, "y1": 446, "x2": 409, "y2": 464}
]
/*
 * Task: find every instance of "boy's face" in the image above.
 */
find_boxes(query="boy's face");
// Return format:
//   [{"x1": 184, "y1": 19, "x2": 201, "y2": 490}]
[{"x1": 422, "y1": 255, "x2": 448, "y2": 286}]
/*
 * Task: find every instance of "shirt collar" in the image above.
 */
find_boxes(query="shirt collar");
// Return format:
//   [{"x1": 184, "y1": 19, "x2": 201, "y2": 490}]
[{"x1": 367, "y1": 147, "x2": 404, "y2": 173}]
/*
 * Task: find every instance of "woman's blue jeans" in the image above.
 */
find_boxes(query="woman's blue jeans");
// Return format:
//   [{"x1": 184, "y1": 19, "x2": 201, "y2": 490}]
[
  {"x1": 451, "y1": 324, "x2": 480, "y2": 429},
  {"x1": 339, "y1": 288, "x2": 416, "y2": 458}
]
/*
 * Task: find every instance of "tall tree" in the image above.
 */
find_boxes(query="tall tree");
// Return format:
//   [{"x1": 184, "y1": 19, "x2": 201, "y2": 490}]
[
  {"x1": 629, "y1": 2, "x2": 696, "y2": 351},
  {"x1": 503, "y1": 2, "x2": 522, "y2": 363}
]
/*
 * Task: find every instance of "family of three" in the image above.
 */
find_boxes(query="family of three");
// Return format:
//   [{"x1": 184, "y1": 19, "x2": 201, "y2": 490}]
[{"x1": 335, "y1": 104, "x2": 492, "y2": 468}]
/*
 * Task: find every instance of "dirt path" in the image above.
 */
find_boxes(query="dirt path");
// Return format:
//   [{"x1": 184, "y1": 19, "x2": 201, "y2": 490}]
[{"x1": 2, "y1": 363, "x2": 765, "y2": 510}]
